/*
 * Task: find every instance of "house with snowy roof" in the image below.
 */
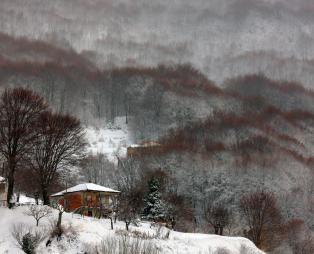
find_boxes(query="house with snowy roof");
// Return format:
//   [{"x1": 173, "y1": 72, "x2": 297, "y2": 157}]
[
  {"x1": 50, "y1": 183, "x2": 120, "y2": 217},
  {"x1": 0, "y1": 176, "x2": 8, "y2": 207}
]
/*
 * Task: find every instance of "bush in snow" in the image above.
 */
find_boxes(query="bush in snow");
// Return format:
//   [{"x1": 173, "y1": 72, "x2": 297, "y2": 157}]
[
  {"x1": 21, "y1": 233, "x2": 37, "y2": 254},
  {"x1": 97, "y1": 234, "x2": 160, "y2": 254},
  {"x1": 48, "y1": 218, "x2": 77, "y2": 242},
  {"x1": 115, "y1": 226, "x2": 170, "y2": 240},
  {"x1": 11, "y1": 223, "x2": 44, "y2": 254}
]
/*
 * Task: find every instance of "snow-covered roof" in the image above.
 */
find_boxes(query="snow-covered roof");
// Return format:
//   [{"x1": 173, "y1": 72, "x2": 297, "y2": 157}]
[
  {"x1": 18, "y1": 195, "x2": 42, "y2": 205},
  {"x1": 50, "y1": 183, "x2": 120, "y2": 197}
]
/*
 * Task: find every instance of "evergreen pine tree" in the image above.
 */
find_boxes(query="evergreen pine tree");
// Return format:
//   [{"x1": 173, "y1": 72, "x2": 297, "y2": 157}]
[{"x1": 143, "y1": 178, "x2": 166, "y2": 221}]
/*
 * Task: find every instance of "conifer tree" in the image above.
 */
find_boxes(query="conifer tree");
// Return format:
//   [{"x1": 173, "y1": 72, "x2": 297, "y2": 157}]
[{"x1": 143, "y1": 178, "x2": 166, "y2": 221}]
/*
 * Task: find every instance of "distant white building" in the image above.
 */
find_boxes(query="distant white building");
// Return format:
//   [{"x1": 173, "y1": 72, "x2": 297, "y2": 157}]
[
  {"x1": 0, "y1": 176, "x2": 7, "y2": 207},
  {"x1": 18, "y1": 195, "x2": 40, "y2": 206}
]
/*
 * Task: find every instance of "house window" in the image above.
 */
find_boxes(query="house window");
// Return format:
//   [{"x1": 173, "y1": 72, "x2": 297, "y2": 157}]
[
  {"x1": 100, "y1": 194, "x2": 110, "y2": 206},
  {"x1": 86, "y1": 195, "x2": 92, "y2": 201}
]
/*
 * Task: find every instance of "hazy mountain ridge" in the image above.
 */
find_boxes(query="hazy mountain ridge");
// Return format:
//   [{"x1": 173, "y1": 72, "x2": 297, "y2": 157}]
[{"x1": 2, "y1": 0, "x2": 314, "y2": 82}]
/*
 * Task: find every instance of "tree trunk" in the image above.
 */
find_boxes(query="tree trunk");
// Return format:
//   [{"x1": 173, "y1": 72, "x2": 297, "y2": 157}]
[
  {"x1": 7, "y1": 169, "x2": 15, "y2": 209},
  {"x1": 214, "y1": 226, "x2": 219, "y2": 235},
  {"x1": 57, "y1": 211, "x2": 63, "y2": 230},
  {"x1": 110, "y1": 217, "x2": 113, "y2": 230},
  {"x1": 125, "y1": 221, "x2": 129, "y2": 231},
  {"x1": 36, "y1": 219, "x2": 39, "y2": 227},
  {"x1": 16, "y1": 191, "x2": 20, "y2": 203},
  {"x1": 34, "y1": 192, "x2": 39, "y2": 205},
  {"x1": 42, "y1": 187, "x2": 50, "y2": 205},
  {"x1": 219, "y1": 227, "x2": 223, "y2": 236}
]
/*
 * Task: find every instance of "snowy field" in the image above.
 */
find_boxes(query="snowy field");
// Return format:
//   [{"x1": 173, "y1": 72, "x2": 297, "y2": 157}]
[{"x1": 0, "y1": 206, "x2": 265, "y2": 254}]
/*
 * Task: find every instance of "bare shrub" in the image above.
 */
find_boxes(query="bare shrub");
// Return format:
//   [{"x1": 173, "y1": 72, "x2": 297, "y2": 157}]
[
  {"x1": 48, "y1": 218, "x2": 77, "y2": 241},
  {"x1": 115, "y1": 226, "x2": 170, "y2": 241},
  {"x1": 153, "y1": 223, "x2": 171, "y2": 240},
  {"x1": 97, "y1": 235, "x2": 160, "y2": 254},
  {"x1": 116, "y1": 229, "x2": 156, "y2": 240},
  {"x1": 24, "y1": 205, "x2": 52, "y2": 226},
  {"x1": 11, "y1": 223, "x2": 45, "y2": 254}
]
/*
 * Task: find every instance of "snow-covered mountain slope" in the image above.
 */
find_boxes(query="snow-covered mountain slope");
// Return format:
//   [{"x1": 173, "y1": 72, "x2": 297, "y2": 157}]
[
  {"x1": 84, "y1": 117, "x2": 131, "y2": 162},
  {"x1": 0, "y1": 207, "x2": 265, "y2": 254}
]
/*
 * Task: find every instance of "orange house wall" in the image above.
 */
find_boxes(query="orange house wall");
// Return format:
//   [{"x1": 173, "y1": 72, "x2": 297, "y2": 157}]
[{"x1": 53, "y1": 191, "x2": 118, "y2": 214}]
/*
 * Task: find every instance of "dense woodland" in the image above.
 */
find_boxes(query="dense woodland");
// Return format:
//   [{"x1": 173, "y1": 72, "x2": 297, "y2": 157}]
[{"x1": 0, "y1": 1, "x2": 314, "y2": 253}]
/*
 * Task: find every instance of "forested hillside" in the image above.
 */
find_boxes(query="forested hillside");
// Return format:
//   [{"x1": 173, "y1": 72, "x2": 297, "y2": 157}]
[{"x1": 0, "y1": 1, "x2": 314, "y2": 253}]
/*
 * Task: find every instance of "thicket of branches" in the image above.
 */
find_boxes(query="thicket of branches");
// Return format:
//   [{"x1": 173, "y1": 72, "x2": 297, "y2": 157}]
[{"x1": 0, "y1": 87, "x2": 85, "y2": 206}]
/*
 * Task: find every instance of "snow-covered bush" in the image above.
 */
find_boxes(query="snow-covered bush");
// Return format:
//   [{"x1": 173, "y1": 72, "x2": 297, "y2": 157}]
[
  {"x1": 48, "y1": 219, "x2": 77, "y2": 242},
  {"x1": 96, "y1": 235, "x2": 160, "y2": 254},
  {"x1": 11, "y1": 223, "x2": 45, "y2": 254},
  {"x1": 115, "y1": 226, "x2": 170, "y2": 240}
]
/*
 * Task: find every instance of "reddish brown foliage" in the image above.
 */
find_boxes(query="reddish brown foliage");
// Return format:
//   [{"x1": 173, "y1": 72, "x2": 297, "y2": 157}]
[
  {"x1": 0, "y1": 32, "x2": 94, "y2": 70},
  {"x1": 129, "y1": 105, "x2": 314, "y2": 168},
  {"x1": 226, "y1": 74, "x2": 314, "y2": 98}
]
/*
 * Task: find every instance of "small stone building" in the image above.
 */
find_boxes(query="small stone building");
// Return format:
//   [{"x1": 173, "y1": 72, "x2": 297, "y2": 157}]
[{"x1": 50, "y1": 183, "x2": 120, "y2": 217}]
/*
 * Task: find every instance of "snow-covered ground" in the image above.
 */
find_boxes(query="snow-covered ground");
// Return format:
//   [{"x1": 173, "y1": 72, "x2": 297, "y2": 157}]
[
  {"x1": 85, "y1": 117, "x2": 131, "y2": 162},
  {"x1": 0, "y1": 206, "x2": 265, "y2": 254}
]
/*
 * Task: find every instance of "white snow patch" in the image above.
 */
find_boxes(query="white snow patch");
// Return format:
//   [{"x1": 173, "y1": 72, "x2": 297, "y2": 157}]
[
  {"x1": 0, "y1": 207, "x2": 265, "y2": 254},
  {"x1": 84, "y1": 117, "x2": 131, "y2": 162}
]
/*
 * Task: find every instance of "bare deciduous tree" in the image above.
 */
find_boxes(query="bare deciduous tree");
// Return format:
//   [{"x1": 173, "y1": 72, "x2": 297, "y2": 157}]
[
  {"x1": 118, "y1": 194, "x2": 138, "y2": 231},
  {"x1": 114, "y1": 155, "x2": 142, "y2": 193},
  {"x1": 30, "y1": 111, "x2": 85, "y2": 205},
  {"x1": 204, "y1": 205, "x2": 230, "y2": 235},
  {"x1": 240, "y1": 191, "x2": 282, "y2": 249},
  {"x1": 80, "y1": 154, "x2": 115, "y2": 186},
  {"x1": 24, "y1": 205, "x2": 52, "y2": 226},
  {"x1": 51, "y1": 200, "x2": 65, "y2": 240},
  {"x1": 0, "y1": 88, "x2": 47, "y2": 208}
]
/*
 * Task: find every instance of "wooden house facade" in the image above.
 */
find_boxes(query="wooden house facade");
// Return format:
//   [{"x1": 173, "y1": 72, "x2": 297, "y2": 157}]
[{"x1": 50, "y1": 183, "x2": 120, "y2": 217}]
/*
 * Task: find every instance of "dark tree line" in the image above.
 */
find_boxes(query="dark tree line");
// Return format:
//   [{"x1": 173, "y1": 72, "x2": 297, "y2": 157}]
[{"x1": 0, "y1": 87, "x2": 85, "y2": 207}]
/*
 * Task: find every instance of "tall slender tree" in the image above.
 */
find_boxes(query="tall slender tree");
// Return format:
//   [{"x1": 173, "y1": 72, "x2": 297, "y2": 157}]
[
  {"x1": 0, "y1": 88, "x2": 47, "y2": 208},
  {"x1": 30, "y1": 111, "x2": 85, "y2": 205}
]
